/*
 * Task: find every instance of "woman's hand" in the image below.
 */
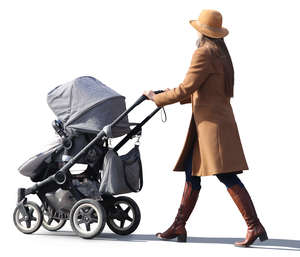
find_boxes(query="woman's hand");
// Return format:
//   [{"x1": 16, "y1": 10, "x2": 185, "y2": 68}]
[
  {"x1": 143, "y1": 90, "x2": 155, "y2": 101},
  {"x1": 143, "y1": 88, "x2": 170, "y2": 101}
]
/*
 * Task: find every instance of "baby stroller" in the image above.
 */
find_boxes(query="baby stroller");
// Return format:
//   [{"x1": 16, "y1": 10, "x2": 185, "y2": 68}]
[{"x1": 13, "y1": 76, "x2": 163, "y2": 239}]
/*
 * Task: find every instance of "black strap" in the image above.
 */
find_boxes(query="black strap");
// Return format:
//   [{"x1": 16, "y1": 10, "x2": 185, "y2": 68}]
[{"x1": 160, "y1": 107, "x2": 167, "y2": 122}]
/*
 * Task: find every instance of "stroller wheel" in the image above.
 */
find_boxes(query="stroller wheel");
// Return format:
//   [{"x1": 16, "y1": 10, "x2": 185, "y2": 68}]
[
  {"x1": 107, "y1": 196, "x2": 141, "y2": 235},
  {"x1": 13, "y1": 201, "x2": 43, "y2": 234},
  {"x1": 70, "y1": 199, "x2": 106, "y2": 239},
  {"x1": 41, "y1": 205, "x2": 67, "y2": 231}
]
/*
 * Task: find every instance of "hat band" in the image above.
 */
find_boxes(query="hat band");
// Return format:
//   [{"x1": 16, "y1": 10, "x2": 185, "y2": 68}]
[{"x1": 197, "y1": 23, "x2": 225, "y2": 33}]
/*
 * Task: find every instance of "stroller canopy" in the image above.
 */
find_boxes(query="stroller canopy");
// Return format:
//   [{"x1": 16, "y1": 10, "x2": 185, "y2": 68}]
[{"x1": 47, "y1": 76, "x2": 130, "y2": 137}]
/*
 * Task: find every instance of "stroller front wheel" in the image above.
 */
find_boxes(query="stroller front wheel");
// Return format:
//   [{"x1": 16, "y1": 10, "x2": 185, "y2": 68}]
[
  {"x1": 13, "y1": 201, "x2": 43, "y2": 234},
  {"x1": 41, "y1": 205, "x2": 67, "y2": 231},
  {"x1": 106, "y1": 196, "x2": 141, "y2": 235},
  {"x1": 70, "y1": 199, "x2": 106, "y2": 239}
]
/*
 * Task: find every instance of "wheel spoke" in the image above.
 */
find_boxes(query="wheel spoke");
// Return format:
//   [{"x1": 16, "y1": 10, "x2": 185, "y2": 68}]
[
  {"x1": 90, "y1": 217, "x2": 98, "y2": 223},
  {"x1": 87, "y1": 207, "x2": 94, "y2": 216},
  {"x1": 28, "y1": 207, "x2": 37, "y2": 223},
  {"x1": 120, "y1": 219, "x2": 125, "y2": 228},
  {"x1": 47, "y1": 217, "x2": 54, "y2": 225},
  {"x1": 19, "y1": 216, "x2": 26, "y2": 222},
  {"x1": 124, "y1": 206, "x2": 131, "y2": 214},
  {"x1": 85, "y1": 223, "x2": 91, "y2": 231},
  {"x1": 25, "y1": 220, "x2": 31, "y2": 228},
  {"x1": 116, "y1": 204, "x2": 123, "y2": 211},
  {"x1": 78, "y1": 219, "x2": 85, "y2": 225},
  {"x1": 29, "y1": 208, "x2": 34, "y2": 217},
  {"x1": 126, "y1": 216, "x2": 133, "y2": 222}
]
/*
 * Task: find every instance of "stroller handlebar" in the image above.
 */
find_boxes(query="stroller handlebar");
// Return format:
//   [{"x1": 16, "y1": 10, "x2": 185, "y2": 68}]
[
  {"x1": 138, "y1": 89, "x2": 164, "y2": 104},
  {"x1": 153, "y1": 90, "x2": 164, "y2": 94},
  {"x1": 103, "y1": 89, "x2": 165, "y2": 138}
]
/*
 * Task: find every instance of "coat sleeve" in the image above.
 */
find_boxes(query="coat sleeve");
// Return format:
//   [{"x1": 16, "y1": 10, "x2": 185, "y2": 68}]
[
  {"x1": 153, "y1": 47, "x2": 213, "y2": 107},
  {"x1": 179, "y1": 96, "x2": 191, "y2": 105}
]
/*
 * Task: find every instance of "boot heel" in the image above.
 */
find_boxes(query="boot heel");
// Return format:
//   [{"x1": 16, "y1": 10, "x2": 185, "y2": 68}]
[
  {"x1": 259, "y1": 232, "x2": 268, "y2": 242},
  {"x1": 177, "y1": 233, "x2": 187, "y2": 242}
]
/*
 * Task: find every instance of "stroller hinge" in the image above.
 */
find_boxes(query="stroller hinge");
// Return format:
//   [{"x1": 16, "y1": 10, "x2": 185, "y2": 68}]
[{"x1": 134, "y1": 135, "x2": 141, "y2": 145}]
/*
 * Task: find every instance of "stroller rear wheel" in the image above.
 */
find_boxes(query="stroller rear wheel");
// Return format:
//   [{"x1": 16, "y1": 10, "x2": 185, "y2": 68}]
[
  {"x1": 70, "y1": 199, "x2": 106, "y2": 239},
  {"x1": 13, "y1": 201, "x2": 43, "y2": 234},
  {"x1": 41, "y1": 205, "x2": 67, "y2": 231},
  {"x1": 107, "y1": 196, "x2": 141, "y2": 235}
]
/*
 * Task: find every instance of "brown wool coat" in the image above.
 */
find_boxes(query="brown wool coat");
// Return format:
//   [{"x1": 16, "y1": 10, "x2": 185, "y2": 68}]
[{"x1": 153, "y1": 43, "x2": 249, "y2": 176}]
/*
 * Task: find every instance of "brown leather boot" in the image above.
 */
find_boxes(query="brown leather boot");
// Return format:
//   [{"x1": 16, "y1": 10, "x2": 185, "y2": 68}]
[
  {"x1": 227, "y1": 184, "x2": 268, "y2": 247},
  {"x1": 156, "y1": 181, "x2": 200, "y2": 242}
]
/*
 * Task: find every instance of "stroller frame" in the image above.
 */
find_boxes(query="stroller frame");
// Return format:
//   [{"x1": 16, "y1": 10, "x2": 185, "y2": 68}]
[{"x1": 14, "y1": 91, "x2": 163, "y2": 238}]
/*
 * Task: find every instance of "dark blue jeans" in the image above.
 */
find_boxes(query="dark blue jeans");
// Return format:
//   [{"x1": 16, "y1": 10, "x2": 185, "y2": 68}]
[{"x1": 184, "y1": 143, "x2": 244, "y2": 190}]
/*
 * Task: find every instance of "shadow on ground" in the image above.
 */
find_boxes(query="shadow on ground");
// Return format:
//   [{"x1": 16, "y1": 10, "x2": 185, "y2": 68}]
[{"x1": 36, "y1": 231, "x2": 299, "y2": 251}]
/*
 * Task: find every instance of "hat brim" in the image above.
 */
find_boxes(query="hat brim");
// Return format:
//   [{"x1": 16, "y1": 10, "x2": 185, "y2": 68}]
[{"x1": 189, "y1": 20, "x2": 229, "y2": 38}]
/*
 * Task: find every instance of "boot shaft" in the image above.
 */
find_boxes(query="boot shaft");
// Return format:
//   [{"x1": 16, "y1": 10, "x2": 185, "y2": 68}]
[
  {"x1": 155, "y1": 181, "x2": 200, "y2": 241},
  {"x1": 176, "y1": 181, "x2": 200, "y2": 224},
  {"x1": 227, "y1": 184, "x2": 259, "y2": 228}
]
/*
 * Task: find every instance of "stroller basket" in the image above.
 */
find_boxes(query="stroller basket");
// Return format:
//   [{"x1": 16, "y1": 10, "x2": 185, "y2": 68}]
[{"x1": 99, "y1": 145, "x2": 143, "y2": 195}]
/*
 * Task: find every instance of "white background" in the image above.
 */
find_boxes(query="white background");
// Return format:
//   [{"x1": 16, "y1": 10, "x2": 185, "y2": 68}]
[{"x1": 1, "y1": 0, "x2": 299, "y2": 256}]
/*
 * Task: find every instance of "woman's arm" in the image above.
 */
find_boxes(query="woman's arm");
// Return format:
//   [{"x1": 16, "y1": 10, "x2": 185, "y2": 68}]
[{"x1": 153, "y1": 47, "x2": 213, "y2": 107}]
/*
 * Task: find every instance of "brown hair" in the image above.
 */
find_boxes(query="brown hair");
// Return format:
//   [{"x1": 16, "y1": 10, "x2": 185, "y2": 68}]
[{"x1": 198, "y1": 35, "x2": 234, "y2": 97}]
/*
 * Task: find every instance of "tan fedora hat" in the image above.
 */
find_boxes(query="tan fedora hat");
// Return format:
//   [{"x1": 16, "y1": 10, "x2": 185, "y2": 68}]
[{"x1": 190, "y1": 9, "x2": 229, "y2": 38}]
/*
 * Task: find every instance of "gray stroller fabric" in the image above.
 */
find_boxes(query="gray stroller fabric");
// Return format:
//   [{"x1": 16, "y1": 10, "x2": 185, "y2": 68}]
[
  {"x1": 99, "y1": 146, "x2": 143, "y2": 195},
  {"x1": 18, "y1": 139, "x2": 62, "y2": 179},
  {"x1": 47, "y1": 76, "x2": 130, "y2": 137},
  {"x1": 72, "y1": 179, "x2": 102, "y2": 199}
]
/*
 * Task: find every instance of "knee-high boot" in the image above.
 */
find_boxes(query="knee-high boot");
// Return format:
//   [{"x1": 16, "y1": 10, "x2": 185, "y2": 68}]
[
  {"x1": 227, "y1": 184, "x2": 268, "y2": 247},
  {"x1": 155, "y1": 181, "x2": 200, "y2": 242}
]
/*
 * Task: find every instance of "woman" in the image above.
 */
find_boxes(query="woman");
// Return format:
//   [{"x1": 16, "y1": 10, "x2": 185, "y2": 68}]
[{"x1": 143, "y1": 9, "x2": 268, "y2": 247}]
